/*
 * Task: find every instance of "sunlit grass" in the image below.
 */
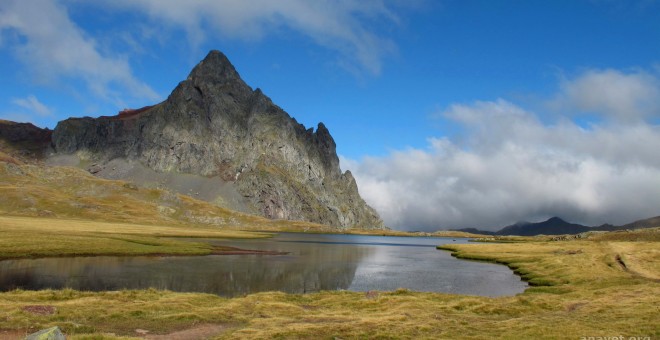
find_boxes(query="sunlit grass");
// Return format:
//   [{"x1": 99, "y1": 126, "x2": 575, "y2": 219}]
[
  {"x1": 0, "y1": 228, "x2": 657, "y2": 339},
  {"x1": 0, "y1": 162, "x2": 331, "y2": 232},
  {"x1": 0, "y1": 215, "x2": 270, "y2": 260}
]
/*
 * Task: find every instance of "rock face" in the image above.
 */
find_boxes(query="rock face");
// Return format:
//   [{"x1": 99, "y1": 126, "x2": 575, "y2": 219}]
[{"x1": 52, "y1": 50, "x2": 382, "y2": 229}]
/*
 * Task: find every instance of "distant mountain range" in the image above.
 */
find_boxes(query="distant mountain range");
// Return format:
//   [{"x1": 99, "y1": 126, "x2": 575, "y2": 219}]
[{"x1": 452, "y1": 216, "x2": 660, "y2": 236}]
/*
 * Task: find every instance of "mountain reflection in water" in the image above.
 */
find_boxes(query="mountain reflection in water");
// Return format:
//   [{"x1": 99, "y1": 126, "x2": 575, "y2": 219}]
[{"x1": 0, "y1": 233, "x2": 527, "y2": 297}]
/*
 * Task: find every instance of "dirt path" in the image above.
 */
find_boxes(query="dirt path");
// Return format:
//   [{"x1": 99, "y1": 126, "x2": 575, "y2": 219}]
[
  {"x1": 0, "y1": 329, "x2": 27, "y2": 340},
  {"x1": 143, "y1": 324, "x2": 229, "y2": 340},
  {"x1": 610, "y1": 242, "x2": 660, "y2": 282}
]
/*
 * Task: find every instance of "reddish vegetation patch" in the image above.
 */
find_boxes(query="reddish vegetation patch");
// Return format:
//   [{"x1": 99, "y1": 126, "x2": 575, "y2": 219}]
[
  {"x1": 102, "y1": 105, "x2": 154, "y2": 120},
  {"x1": 21, "y1": 305, "x2": 57, "y2": 315},
  {"x1": 0, "y1": 329, "x2": 29, "y2": 339},
  {"x1": 211, "y1": 246, "x2": 288, "y2": 256}
]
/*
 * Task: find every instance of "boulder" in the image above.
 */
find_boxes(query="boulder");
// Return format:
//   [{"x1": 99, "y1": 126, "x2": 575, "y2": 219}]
[{"x1": 25, "y1": 326, "x2": 65, "y2": 340}]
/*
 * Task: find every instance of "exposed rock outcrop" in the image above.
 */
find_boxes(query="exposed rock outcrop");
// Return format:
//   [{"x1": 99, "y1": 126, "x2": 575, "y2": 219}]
[{"x1": 51, "y1": 50, "x2": 382, "y2": 229}]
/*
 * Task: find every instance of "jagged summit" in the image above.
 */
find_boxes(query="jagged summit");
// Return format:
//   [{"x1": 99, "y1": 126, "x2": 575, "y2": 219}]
[
  {"x1": 50, "y1": 50, "x2": 383, "y2": 229},
  {"x1": 187, "y1": 50, "x2": 247, "y2": 88}
]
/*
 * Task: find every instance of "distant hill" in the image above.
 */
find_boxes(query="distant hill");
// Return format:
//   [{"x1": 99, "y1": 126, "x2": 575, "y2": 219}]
[
  {"x1": 0, "y1": 120, "x2": 52, "y2": 161},
  {"x1": 452, "y1": 215, "x2": 660, "y2": 236},
  {"x1": 495, "y1": 217, "x2": 590, "y2": 236},
  {"x1": 450, "y1": 228, "x2": 496, "y2": 236},
  {"x1": 620, "y1": 216, "x2": 660, "y2": 230}
]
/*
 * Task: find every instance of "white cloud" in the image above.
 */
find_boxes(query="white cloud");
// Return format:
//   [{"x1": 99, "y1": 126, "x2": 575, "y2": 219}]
[
  {"x1": 553, "y1": 68, "x2": 660, "y2": 123},
  {"x1": 0, "y1": 0, "x2": 158, "y2": 103},
  {"x1": 106, "y1": 0, "x2": 402, "y2": 75},
  {"x1": 12, "y1": 95, "x2": 52, "y2": 117},
  {"x1": 345, "y1": 69, "x2": 660, "y2": 231}
]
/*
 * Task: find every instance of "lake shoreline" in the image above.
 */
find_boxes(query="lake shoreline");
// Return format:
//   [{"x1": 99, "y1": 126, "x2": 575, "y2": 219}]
[
  {"x1": 0, "y1": 216, "x2": 657, "y2": 338},
  {"x1": 0, "y1": 245, "x2": 289, "y2": 262},
  {"x1": 0, "y1": 232, "x2": 526, "y2": 297}
]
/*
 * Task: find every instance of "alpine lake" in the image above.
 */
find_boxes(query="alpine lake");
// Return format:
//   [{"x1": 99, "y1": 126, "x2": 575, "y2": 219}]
[{"x1": 0, "y1": 233, "x2": 527, "y2": 297}]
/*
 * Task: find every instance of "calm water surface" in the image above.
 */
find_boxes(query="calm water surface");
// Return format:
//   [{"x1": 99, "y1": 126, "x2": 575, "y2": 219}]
[{"x1": 0, "y1": 233, "x2": 527, "y2": 297}]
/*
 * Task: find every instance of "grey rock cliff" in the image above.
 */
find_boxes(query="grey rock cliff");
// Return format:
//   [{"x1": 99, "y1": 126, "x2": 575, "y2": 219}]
[{"x1": 52, "y1": 50, "x2": 383, "y2": 229}]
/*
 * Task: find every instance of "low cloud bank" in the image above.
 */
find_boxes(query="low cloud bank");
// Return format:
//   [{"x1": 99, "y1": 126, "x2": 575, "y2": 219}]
[{"x1": 343, "y1": 69, "x2": 660, "y2": 231}]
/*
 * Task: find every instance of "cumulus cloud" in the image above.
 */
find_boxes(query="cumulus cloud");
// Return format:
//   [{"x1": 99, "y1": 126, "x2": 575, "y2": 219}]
[
  {"x1": 12, "y1": 95, "x2": 52, "y2": 117},
  {"x1": 0, "y1": 0, "x2": 158, "y2": 103},
  {"x1": 107, "y1": 0, "x2": 402, "y2": 75},
  {"x1": 345, "y1": 69, "x2": 660, "y2": 231},
  {"x1": 553, "y1": 69, "x2": 660, "y2": 123}
]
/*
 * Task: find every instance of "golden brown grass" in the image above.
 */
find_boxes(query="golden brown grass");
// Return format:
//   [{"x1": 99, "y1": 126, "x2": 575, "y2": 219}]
[
  {"x1": 0, "y1": 215, "x2": 270, "y2": 260},
  {"x1": 0, "y1": 161, "x2": 335, "y2": 233},
  {"x1": 0, "y1": 228, "x2": 657, "y2": 339},
  {"x1": 0, "y1": 150, "x2": 21, "y2": 165}
]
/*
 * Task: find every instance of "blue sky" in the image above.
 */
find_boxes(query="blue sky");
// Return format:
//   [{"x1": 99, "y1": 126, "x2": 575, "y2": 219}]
[{"x1": 2, "y1": 0, "x2": 660, "y2": 230}]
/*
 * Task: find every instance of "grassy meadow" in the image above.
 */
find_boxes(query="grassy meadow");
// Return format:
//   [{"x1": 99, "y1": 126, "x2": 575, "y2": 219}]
[
  {"x1": 0, "y1": 215, "x2": 273, "y2": 260},
  {"x1": 0, "y1": 219, "x2": 657, "y2": 339}
]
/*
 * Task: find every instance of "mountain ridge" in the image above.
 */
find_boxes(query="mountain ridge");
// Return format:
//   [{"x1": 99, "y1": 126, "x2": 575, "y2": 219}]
[
  {"x1": 452, "y1": 215, "x2": 660, "y2": 236},
  {"x1": 6, "y1": 50, "x2": 383, "y2": 229}
]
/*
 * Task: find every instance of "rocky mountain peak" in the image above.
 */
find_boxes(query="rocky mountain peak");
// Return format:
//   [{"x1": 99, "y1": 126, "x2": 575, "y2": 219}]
[
  {"x1": 50, "y1": 50, "x2": 383, "y2": 229},
  {"x1": 315, "y1": 123, "x2": 333, "y2": 146},
  {"x1": 187, "y1": 50, "x2": 243, "y2": 85}
]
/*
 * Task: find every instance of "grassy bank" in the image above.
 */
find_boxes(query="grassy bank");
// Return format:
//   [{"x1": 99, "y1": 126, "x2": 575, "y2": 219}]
[
  {"x1": 0, "y1": 226, "x2": 657, "y2": 339},
  {"x1": 0, "y1": 215, "x2": 271, "y2": 260},
  {"x1": 0, "y1": 161, "x2": 337, "y2": 233}
]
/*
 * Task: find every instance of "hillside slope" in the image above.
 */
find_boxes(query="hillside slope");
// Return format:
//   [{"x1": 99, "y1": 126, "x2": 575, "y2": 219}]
[{"x1": 0, "y1": 159, "x2": 333, "y2": 232}]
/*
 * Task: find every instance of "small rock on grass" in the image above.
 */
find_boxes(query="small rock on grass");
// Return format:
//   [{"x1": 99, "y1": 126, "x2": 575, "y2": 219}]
[{"x1": 25, "y1": 326, "x2": 65, "y2": 340}]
